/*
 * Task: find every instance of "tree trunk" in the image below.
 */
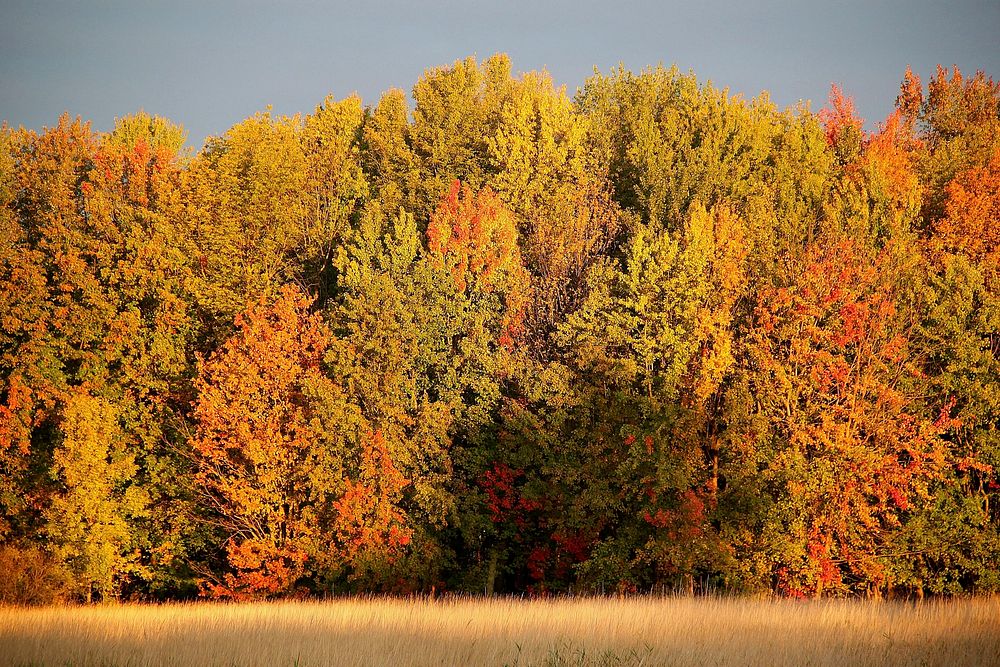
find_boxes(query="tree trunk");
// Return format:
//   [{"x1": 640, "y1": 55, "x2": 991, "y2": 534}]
[{"x1": 486, "y1": 550, "x2": 497, "y2": 596}]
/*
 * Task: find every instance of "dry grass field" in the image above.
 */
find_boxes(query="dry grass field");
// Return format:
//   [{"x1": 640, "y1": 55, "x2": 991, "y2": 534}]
[{"x1": 1, "y1": 595, "x2": 998, "y2": 666}]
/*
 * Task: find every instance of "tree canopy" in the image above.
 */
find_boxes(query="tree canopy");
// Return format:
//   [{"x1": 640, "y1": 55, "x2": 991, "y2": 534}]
[{"x1": 2, "y1": 57, "x2": 999, "y2": 602}]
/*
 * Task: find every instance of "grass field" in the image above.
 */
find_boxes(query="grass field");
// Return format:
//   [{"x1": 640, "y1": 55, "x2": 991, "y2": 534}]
[{"x1": 1, "y1": 596, "x2": 998, "y2": 666}]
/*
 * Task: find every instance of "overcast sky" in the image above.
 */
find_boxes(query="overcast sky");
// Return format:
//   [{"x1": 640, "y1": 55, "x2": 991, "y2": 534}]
[{"x1": 2, "y1": 0, "x2": 998, "y2": 149}]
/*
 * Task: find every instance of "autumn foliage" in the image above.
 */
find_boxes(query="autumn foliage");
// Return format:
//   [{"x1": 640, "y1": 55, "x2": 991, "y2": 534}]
[
  {"x1": 819, "y1": 84, "x2": 864, "y2": 150},
  {"x1": 750, "y1": 240, "x2": 947, "y2": 595},
  {"x1": 187, "y1": 287, "x2": 407, "y2": 597},
  {"x1": 2, "y1": 57, "x2": 1000, "y2": 601},
  {"x1": 331, "y1": 430, "x2": 411, "y2": 569},
  {"x1": 934, "y1": 150, "x2": 1000, "y2": 286},
  {"x1": 427, "y1": 179, "x2": 530, "y2": 346},
  {"x1": 191, "y1": 287, "x2": 337, "y2": 598}
]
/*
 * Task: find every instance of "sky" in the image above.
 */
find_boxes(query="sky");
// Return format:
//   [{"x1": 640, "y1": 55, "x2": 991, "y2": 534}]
[{"x1": 2, "y1": 0, "x2": 998, "y2": 149}]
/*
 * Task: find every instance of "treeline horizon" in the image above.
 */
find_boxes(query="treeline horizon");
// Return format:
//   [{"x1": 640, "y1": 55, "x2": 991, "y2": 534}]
[{"x1": 2, "y1": 54, "x2": 999, "y2": 603}]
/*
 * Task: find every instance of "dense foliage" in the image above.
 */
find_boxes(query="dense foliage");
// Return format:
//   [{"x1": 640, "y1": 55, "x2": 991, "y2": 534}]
[{"x1": 2, "y1": 56, "x2": 998, "y2": 602}]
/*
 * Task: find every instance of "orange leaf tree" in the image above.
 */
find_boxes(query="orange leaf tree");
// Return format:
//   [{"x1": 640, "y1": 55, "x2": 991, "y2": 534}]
[
  {"x1": 191, "y1": 286, "x2": 410, "y2": 598},
  {"x1": 741, "y1": 239, "x2": 946, "y2": 596},
  {"x1": 427, "y1": 180, "x2": 531, "y2": 348},
  {"x1": 330, "y1": 430, "x2": 411, "y2": 584},
  {"x1": 822, "y1": 83, "x2": 922, "y2": 245},
  {"x1": 933, "y1": 150, "x2": 1000, "y2": 288},
  {"x1": 191, "y1": 286, "x2": 336, "y2": 597},
  {"x1": 819, "y1": 84, "x2": 864, "y2": 160}
]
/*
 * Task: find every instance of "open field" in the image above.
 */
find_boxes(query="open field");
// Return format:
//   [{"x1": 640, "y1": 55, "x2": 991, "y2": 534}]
[{"x1": 1, "y1": 596, "x2": 998, "y2": 666}]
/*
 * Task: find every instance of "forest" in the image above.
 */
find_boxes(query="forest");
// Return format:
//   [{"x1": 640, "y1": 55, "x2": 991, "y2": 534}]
[{"x1": 1, "y1": 55, "x2": 998, "y2": 603}]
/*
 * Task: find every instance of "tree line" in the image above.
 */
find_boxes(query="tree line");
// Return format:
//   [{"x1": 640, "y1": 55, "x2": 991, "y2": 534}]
[{"x1": 2, "y1": 55, "x2": 999, "y2": 602}]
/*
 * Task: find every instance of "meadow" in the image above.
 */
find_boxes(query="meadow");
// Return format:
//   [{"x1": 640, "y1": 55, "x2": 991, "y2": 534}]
[{"x1": 1, "y1": 596, "x2": 998, "y2": 666}]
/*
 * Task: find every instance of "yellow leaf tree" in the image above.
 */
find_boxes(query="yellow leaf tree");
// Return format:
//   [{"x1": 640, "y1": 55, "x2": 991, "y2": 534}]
[{"x1": 45, "y1": 391, "x2": 139, "y2": 602}]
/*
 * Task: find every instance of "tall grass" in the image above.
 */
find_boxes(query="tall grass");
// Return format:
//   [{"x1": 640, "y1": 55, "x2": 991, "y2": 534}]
[{"x1": 1, "y1": 595, "x2": 997, "y2": 666}]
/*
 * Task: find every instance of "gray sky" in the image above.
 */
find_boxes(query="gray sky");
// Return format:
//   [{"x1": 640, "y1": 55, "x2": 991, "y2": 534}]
[{"x1": 2, "y1": 0, "x2": 998, "y2": 149}]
